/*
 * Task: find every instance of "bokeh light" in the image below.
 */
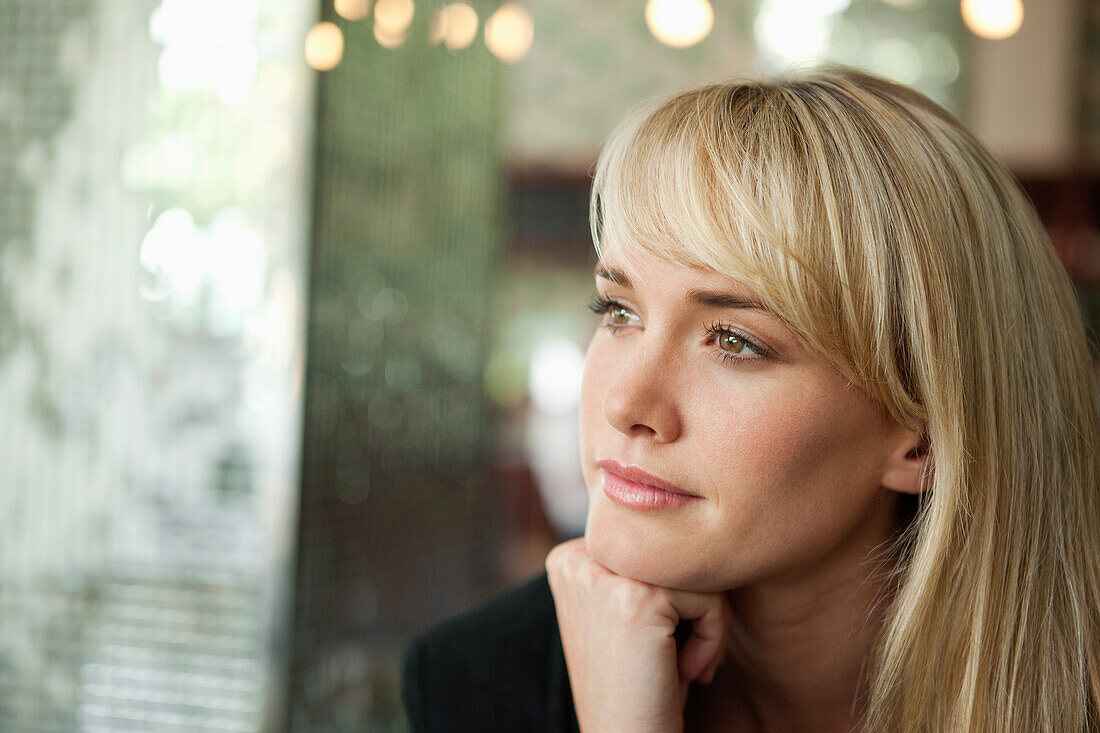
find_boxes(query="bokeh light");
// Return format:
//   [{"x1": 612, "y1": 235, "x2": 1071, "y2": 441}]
[
  {"x1": 374, "y1": 21, "x2": 408, "y2": 47},
  {"x1": 374, "y1": 0, "x2": 415, "y2": 35},
  {"x1": 335, "y1": 0, "x2": 371, "y2": 21},
  {"x1": 485, "y1": 4, "x2": 534, "y2": 63},
  {"x1": 305, "y1": 21, "x2": 344, "y2": 70},
  {"x1": 440, "y1": 2, "x2": 478, "y2": 51},
  {"x1": 754, "y1": 0, "x2": 849, "y2": 63},
  {"x1": 140, "y1": 207, "x2": 203, "y2": 304},
  {"x1": 869, "y1": 37, "x2": 922, "y2": 84},
  {"x1": 149, "y1": 0, "x2": 258, "y2": 104},
  {"x1": 139, "y1": 208, "x2": 266, "y2": 336},
  {"x1": 428, "y1": 5, "x2": 448, "y2": 44},
  {"x1": 961, "y1": 0, "x2": 1023, "y2": 40},
  {"x1": 922, "y1": 32, "x2": 960, "y2": 83},
  {"x1": 644, "y1": 0, "x2": 714, "y2": 48},
  {"x1": 528, "y1": 337, "x2": 584, "y2": 414}
]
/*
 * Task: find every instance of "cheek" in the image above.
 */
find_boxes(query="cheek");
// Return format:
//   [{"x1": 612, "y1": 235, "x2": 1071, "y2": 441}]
[
  {"x1": 688, "y1": 378, "x2": 895, "y2": 584},
  {"x1": 697, "y1": 379, "x2": 892, "y2": 549},
  {"x1": 694, "y1": 376, "x2": 888, "y2": 497}
]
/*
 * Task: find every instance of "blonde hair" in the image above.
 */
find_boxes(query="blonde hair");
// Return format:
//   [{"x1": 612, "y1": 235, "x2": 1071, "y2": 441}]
[{"x1": 590, "y1": 67, "x2": 1100, "y2": 731}]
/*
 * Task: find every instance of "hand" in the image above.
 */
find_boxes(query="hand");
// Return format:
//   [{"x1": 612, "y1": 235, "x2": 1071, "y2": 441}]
[{"x1": 545, "y1": 538, "x2": 732, "y2": 733}]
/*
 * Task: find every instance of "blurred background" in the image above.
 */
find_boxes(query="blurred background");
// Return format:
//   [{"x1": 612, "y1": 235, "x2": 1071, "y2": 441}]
[{"x1": 0, "y1": 0, "x2": 1097, "y2": 730}]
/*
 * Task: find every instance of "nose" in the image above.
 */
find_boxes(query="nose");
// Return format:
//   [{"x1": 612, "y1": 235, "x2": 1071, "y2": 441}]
[{"x1": 601, "y1": 336, "x2": 682, "y2": 443}]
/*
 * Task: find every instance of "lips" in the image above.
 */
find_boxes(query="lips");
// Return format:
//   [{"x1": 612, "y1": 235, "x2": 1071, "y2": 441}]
[{"x1": 597, "y1": 459, "x2": 701, "y2": 510}]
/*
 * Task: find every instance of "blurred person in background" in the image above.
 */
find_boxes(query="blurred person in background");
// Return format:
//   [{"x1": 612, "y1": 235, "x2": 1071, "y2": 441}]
[{"x1": 403, "y1": 67, "x2": 1100, "y2": 732}]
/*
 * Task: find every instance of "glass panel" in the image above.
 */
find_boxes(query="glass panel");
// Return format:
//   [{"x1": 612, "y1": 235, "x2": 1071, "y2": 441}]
[{"x1": 0, "y1": 0, "x2": 314, "y2": 730}]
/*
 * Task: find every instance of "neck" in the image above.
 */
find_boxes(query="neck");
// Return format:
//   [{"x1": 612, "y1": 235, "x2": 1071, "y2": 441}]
[
  {"x1": 726, "y1": 563, "x2": 890, "y2": 731},
  {"x1": 691, "y1": 494, "x2": 902, "y2": 733}
]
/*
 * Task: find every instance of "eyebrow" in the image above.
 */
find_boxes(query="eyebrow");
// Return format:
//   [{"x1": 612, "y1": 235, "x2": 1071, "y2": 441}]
[
  {"x1": 595, "y1": 264, "x2": 771, "y2": 312},
  {"x1": 595, "y1": 264, "x2": 630, "y2": 286}
]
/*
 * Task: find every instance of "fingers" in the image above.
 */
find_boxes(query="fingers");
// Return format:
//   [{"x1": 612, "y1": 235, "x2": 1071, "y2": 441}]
[
  {"x1": 547, "y1": 539, "x2": 731, "y2": 686},
  {"x1": 670, "y1": 594, "x2": 731, "y2": 683},
  {"x1": 547, "y1": 538, "x2": 694, "y2": 730}
]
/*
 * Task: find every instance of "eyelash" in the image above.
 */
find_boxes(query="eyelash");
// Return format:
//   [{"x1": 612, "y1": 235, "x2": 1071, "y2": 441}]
[{"x1": 587, "y1": 294, "x2": 769, "y2": 363}]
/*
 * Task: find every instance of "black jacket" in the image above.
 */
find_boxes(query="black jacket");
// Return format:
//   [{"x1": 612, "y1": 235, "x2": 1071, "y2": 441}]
[{"x1": 402, "y1": 573, "x2": 581, "y2": 732}]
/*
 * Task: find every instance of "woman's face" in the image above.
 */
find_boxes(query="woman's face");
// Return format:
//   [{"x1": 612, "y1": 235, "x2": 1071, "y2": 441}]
[{"x1": 580, "y1": 247, "x2": 913, "y2": 593}]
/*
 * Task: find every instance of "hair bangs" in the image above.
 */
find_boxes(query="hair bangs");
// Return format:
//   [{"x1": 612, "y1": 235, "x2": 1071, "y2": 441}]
[
  {"x1": 589, "y1": 84, "x2": 860, "y2": 382},
  {"x1": 591, "y1": 89, "x2": 791, "y2": 298}
]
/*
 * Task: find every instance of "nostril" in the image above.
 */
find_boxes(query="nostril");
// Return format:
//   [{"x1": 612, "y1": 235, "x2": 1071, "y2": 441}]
[{"x1": 601, "y1": 354, "x2": 682, "y2": 443}]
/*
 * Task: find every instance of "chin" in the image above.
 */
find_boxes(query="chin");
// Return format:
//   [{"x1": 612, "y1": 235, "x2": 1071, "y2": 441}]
[{"x1": 584, "y1": 510, "x2": 721, "y2": 592}]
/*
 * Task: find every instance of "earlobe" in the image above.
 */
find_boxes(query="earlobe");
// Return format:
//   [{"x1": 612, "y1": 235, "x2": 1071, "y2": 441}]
[{"x1": 882, "y1": 430, "x2": 931, "y2": 496}]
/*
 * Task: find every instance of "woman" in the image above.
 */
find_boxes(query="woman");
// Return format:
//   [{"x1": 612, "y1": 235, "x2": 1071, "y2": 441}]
[{"x1": 403, "y1": 67, "x2": 1100, "y2": 731}]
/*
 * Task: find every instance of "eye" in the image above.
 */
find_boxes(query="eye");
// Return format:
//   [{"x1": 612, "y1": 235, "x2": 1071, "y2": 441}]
[
  {"x1": 608, "y1": 304, "x2": 634, "y2": 326},
  {"x1": 718, "y1": 331, "x2": 751, "y2": 354},
  {"x1": 704, "y1": 321, "x2": 768, "y2": 362},
  {"x1": 588, "y1": 294, "x2": 639, "y2": 329}
]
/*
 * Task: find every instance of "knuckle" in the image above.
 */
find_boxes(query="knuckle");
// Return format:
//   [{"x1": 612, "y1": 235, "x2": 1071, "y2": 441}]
[
  {"x1": 576, "y1": 557, "x2": 601, "y2": 587},
  {"x1": 609, "y1": 579, "x2": 650, "y2": 617},
  {"x1": 544, "y1": 545, "x2": 563, "y2": 573},
  {"x1": 546, "y1": 540, "x2": 587, "y2": 583}
]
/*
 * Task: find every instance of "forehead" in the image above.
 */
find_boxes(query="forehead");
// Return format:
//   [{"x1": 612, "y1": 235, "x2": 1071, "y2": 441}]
[{"x1": 594, "y1": 250, "x2": 769, "y2": 308}]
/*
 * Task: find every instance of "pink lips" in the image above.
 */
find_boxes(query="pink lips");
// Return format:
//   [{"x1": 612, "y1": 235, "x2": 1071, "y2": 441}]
[{"x1": 598, "y1": 459, "x2": 701, "y2": 510}]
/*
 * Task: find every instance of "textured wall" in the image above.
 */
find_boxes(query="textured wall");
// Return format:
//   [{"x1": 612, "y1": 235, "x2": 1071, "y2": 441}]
[{"x1": 288, "y1": 7, "x2": 503, "y2": 731}]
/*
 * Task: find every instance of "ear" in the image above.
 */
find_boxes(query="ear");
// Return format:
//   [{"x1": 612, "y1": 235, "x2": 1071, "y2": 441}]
[{"x1": 881, "y1": 428, "x2": 931, "y2": 495}]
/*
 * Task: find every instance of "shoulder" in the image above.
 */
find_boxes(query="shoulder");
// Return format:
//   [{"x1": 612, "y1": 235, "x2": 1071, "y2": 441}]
[
  {"x1": 418, "y1": 572, "x2": 558, "y2": 648},
  {"x1": 402, "y1": 573, "x2": 578, "y2": 733}
]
